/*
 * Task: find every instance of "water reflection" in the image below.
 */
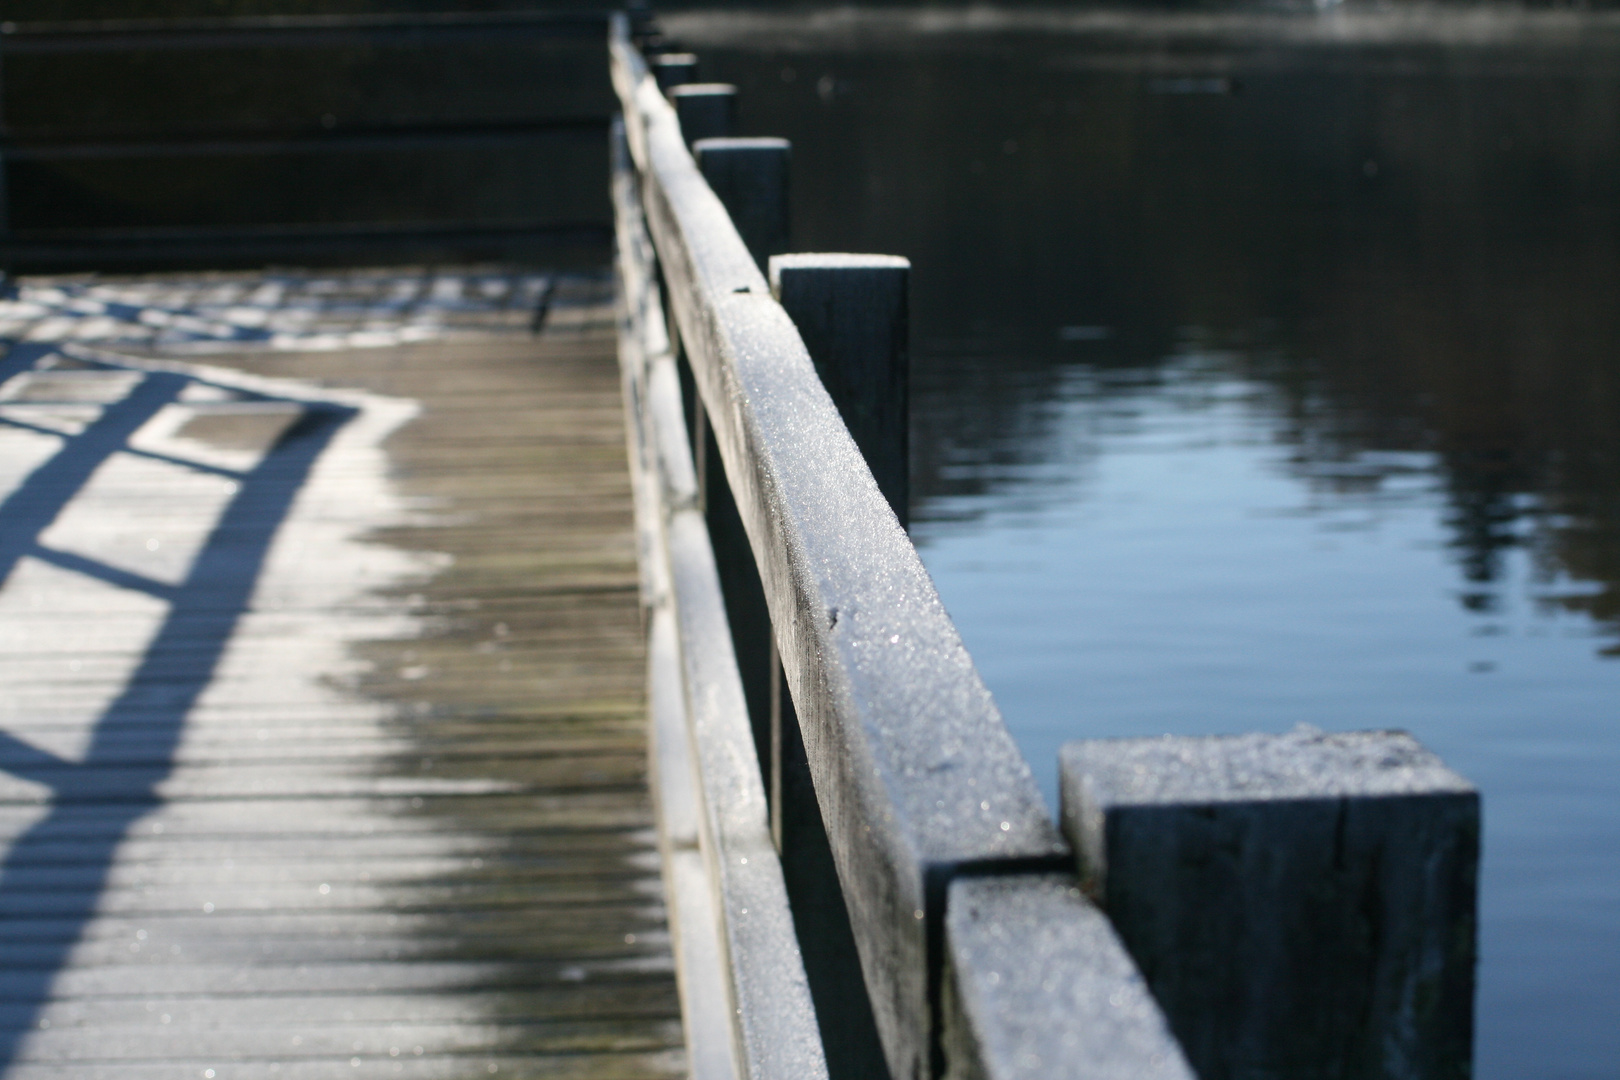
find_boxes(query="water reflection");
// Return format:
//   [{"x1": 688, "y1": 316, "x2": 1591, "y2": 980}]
[
  {"x1": 683, "y1": 12, "x2": 1620, "y2": 653},
  {"x1": 679, "y1": 14, "x2": 1620, "y2": 1078}
]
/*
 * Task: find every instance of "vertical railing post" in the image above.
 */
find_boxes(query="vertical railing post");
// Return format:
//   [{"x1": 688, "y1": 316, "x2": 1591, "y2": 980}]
[
  {"x1": 769, "y1": 255, "x2": 909, "y2": 527},
  {"x1": 696, "y1": 138, "x2": 791, "y2": 274},
  {"x1": 1060, "y1": 729, "x2": 1479, "y2": 1080},
  {"x1": 652, "y1": 52, "x2": 697, "y2": 94},
  {"x1": 672, "y1": 84, "x2": 737, "y2": 147}
]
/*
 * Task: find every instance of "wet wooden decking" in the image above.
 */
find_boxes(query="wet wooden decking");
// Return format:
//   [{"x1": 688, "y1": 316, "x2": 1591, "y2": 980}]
[{"x1": 0, "y1": 270, "x2": 683, "y2": 1079}]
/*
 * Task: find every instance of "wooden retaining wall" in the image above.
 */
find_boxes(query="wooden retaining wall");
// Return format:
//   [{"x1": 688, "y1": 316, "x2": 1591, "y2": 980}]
[{"x1": 0, "y1": 9, "x2": 618, "y2": 272}]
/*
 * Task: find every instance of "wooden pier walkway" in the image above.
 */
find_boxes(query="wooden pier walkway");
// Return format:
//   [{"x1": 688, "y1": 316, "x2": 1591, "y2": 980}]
[{"x1": 0, "y1": 269, "x2": 683, "y2": 1079}]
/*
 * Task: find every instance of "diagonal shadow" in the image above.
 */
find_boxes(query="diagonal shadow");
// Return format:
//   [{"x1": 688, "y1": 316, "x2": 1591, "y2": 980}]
[{"x1": 0, "y1": 342, "x2": 355, "y2": 1069}]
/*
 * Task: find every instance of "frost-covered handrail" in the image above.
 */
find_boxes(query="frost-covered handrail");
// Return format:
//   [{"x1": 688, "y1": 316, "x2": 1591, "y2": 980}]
[
  {"x1": 613, "y1": 109, "x2": 825, "y2": 1080},
  {"x1": 611, "y1": 18, "x2": 1074, "y2": 1080}
]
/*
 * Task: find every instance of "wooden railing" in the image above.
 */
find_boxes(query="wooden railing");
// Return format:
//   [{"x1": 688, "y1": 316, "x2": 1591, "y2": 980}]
[{"x1": 608, "y1": 15, "x2": 1479, "y2": 1080}]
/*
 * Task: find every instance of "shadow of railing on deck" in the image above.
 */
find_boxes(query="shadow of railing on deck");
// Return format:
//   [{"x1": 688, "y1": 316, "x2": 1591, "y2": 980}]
[{"x1": 0, "y1": 340, "x2": 352, "y2": 1069}]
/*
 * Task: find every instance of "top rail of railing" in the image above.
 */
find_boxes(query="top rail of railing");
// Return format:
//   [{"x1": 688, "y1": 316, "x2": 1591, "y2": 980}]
[{"x1": 609, "y1": 18, "x2": 1076, "y2": 1080}]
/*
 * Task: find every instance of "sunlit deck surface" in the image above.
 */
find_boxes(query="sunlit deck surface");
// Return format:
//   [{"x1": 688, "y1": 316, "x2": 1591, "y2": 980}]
[{"x1": 0, "y1": 269, "x2": 682, "y2": 1079}]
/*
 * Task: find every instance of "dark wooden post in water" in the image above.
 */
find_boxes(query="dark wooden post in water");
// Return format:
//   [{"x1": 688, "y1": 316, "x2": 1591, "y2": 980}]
[
  {"x1": 695, "y1": 138, "x2": 791, "y2": 271},
  {"x1": 770, "y1": 255, "x2": 910, "y2": 526},
  {"x1": 652, "y1": 52, "x2": 697, "y2": 93},
  {"x1": 1060, "y1": 728, "x2": 1479, "y2": 1080},
  {"x1": 671, "y1": 84, "x2": 737, "y2": 147}
]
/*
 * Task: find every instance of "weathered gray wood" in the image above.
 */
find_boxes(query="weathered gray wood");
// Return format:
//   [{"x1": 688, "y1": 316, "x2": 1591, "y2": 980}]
[
  {"x1": 944, "y1": 875, "x2": 1197, "y2": 1080},
  {"x1": 697, "y1": 416, "x2": 776, "y2": 798},
  {"x1": 611, "y1": 27, "x2": 1066, "y2": 1080},
  {"x1": 0, "y1": 1017, "x2": 681, "y2": 1059},
  {"x1": 770, "y1": 639, "x2": 894, "y2": 1080},
  {"x1": 682, "y1": 139, "x2": 783, "y2": 843},
  {"x1": 696, "y1": 138, "x2": 791, "y2": 271},
  {"x1": 678, "y1": 135, "x2": 781, "y2": 798},
  {"x1": 0, "y1": 982, "x2": 674, "y2": 1024},
  {"x1": 653, "y1": 52, "x2": 699, "y2": 94},
  {"x1": 672, "y1": 84, "x2": 738, "y2": 148},
  {"x1": 1060, "y1": 729, "x2": 1479, "y2": 1080},
  {"x1": 614, "y1": 109, "x2": 829, "y2": 1080},
  {"x1": 0, "y1": 1053, "x2": 683, "y2": 1080},
  {"x1": 770, "y1": 254, "x2": 909, "y2": 529},
  {"x1": 763, "y1": 250, "x2": 902, "y2": 1080},
  {"x1": 0, "y1": 272, "x2": 681, "y2": 1077},
  {"x1": 664, "y1": 489, "x2": 828, "y2": 1080},
  {"x1": 651, "y1": 606, "x2": 743, "y2": 1080},
  {"x1": 620, "y1": 131, "x2": 744, "y2": 1075}
]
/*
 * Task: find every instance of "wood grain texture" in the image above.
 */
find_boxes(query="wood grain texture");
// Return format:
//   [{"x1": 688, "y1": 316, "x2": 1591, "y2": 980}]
[{"x1": 0, "y1": 269, "x2": 681, "y2": 1079}]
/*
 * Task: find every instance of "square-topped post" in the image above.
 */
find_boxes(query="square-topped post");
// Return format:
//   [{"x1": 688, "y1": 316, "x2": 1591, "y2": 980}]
[
  {"x1": 652, "y1": 52, "x2": 697, "y2": 94},
  {"x1": 672, "y1": 83, "x2": 737, "y2": 147},
  {"x1": 769, "y1": 253, "x2": 909, "y2": 528},
  {"x1": 1060, "y1": 728, "x2": 1479, "y2": 1080},
  {"x1": 695, "y1": 138, "x2": 791, "y2": 271}
]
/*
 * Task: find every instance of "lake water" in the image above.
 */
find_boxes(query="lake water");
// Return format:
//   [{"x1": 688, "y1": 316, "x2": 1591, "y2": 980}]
[{"x1": 672, "y1": 10, "x2": 1620, "y2": 1077}]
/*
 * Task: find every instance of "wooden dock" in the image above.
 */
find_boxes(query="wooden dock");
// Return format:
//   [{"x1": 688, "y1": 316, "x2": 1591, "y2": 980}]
[{"x1": 0, "y1": 269, "x2": 683, "y2": 1079}]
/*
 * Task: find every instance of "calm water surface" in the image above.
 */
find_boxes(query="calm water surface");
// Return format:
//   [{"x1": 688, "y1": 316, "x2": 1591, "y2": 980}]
[{"x1": 677, "y1": 11, "x2": 1620, "y2": 1075}]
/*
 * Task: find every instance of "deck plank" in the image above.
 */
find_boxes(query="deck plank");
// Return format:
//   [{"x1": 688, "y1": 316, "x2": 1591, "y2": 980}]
[{"x1": 0, "y1": 269, "x2": 682, "y2": 1079}]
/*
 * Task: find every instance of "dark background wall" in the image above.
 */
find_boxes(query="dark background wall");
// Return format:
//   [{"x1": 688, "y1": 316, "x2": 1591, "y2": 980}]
[{"x1": 0, "y1": 3, "x2": 619, "y2": 272}]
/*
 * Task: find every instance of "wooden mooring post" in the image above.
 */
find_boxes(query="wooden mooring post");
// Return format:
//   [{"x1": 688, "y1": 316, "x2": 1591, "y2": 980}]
[
  {"x1": 652, "y1": 51, "x2": 697, "y2": 93},
  {"x1": 696, "y1": 138, "x2": 791, "y2": 272},
  {"x1": 771, "y1": 254, "x2": 909, "y2": 526},
  {"x1": 673, "y1": 84, "x2": 738, "y2": 146},
  {"x1": 1061, "y1": 730, "x2": 1478, "y2": 1080}
]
